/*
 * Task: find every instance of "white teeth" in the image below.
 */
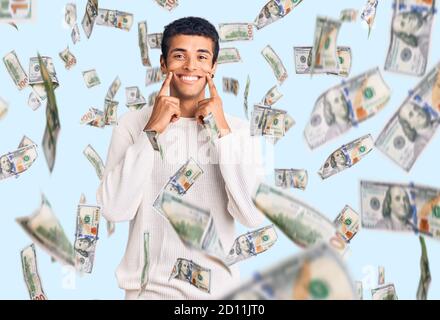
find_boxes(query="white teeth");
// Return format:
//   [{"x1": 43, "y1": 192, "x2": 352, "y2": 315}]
[{"x1": 181, "y1": 76, "x2": 198, "y2": 81}]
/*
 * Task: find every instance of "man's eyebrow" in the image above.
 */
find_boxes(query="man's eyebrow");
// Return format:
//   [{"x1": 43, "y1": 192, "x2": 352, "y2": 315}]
[
  {"x1": 197, "y1": 49, "x2": 212, "y2": 55},
  {"x1": 169, "y1": 48, "x2": 212, "y2": 55}
]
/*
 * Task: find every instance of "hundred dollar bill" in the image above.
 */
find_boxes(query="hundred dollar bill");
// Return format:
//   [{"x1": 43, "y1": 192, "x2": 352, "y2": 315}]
[
  {"x1": 225, "y1": 225, "x2": 278, "y2": 266},
  {"x1": 360, "y1": 180, "x2": 440, "y2": 238},
  {"x1": 203, "y1": 112, "x2": 220, "y2": 143},
  {"x1": 28, "y1": 92, "x2": 41, "y2": 111},
  {"x1": 3, "y1": 50, "x2": 29, "y2": 90},
  {"x1": 275, "y1": 113, "x2": 295, "y2": 144},
  {"x1": 159, "y1": 192, "x2": 226, "y2": 265},
  {"x1": 378, "y1": 266, "x2": 385, "y2": 285},
  {"x1": 140, "y1": 232, "x2": 150, "y2": 294},
  {"x1": 71, "y1": 23, "x2": 80, "y2": 44},
  {"x1": 126, "y1": 86, "x2": 146, "y2": 110},
  {"x1": 147, "y1": 33, "x2": 163, "y2": 49},
  {"x1": 355, "y1": 281, "x2": 363, "y2": 300},
  {"x1": 75, "y1": 204, "x2": 101, "y2": 273},
  {"x1": 371, "y1": 283, "x2": 398, "y2": 300},
  {"x1": 138, "y1": 21, "x2": 151, "y2": 67},
  {"x1": 169, "y1": 258, "x2": 211, "y2": 293},
  {"x1": 223, "y1": 243, "x2": 355, "y2": 300},
  {"x1": 375, "y1": 62, "x2": 440, "y2": 171},
  {"x1": 80, "y1": 107, "x2": 104, "y2": 128},
  {"x1": 29, "y1": 56, "x2": 59, "y2": 95},
  {"x1": 16, "y1": 194, "x2": 74, "y2": 265},
  {"x1": 39, "y1": 54, "x2": 60, "y2": 173},
  {"x1": 104, "y1": 100, "x2": 118, "y2": 125},
  {"x1": 58, "y1": 47, "x2": 76, "y2": 70},
  {"x1": 154, "y1": 0, "x2": 178, "y2": 11},
  {"x1": 274, "y1": 169, "x2": 308, "y2": 190},
  {"x1": 0, "y1": 142, "x2": 37, "y2": 181},
  {"x1": 253, "y1": 183, "x2": 348, "y2": 255},
  {"x1": 0, "y1": 0, "x2": 34, "y2": 22},
  {"x1": 153, "y1": 157, "x2": 204, "y2": 214},
  {"x1": 82, "y1": 69, "x2": 100, "y2": 88},
  {"x1": 146, "y1": 67, "x2": 165, "y2": 86},
  {"x1": 304, "y1": 67, "x2": 391, "y2": 149},
  {"x1": 218, "y1": 47, "x2": 242, "y2": 64},
  {"x1": 81, "y1": 0, "x2": 98, "y2": 39},
  {"x1": 361, "y1": 0, "x2": 378, "y2": 37},
  {"x1": 148, "y1": 91, "x2": 159, "y2": 107},
  {"x1": 243, "y1": 75, "x2": 250, "y2": 119},
  {"x1": 262, "y1": 85, "x2": 283, "y2": 106},
  {"x1": 318, "y1": 134, "x2": 374, "y2": 179},
  {"x1": 21, "y1": 244, "x2": 47, "y2": 300},
  {"x1": 417, "y1": 235, "x2": 431, "y2": 300},
  {"x1": 250, "y1": 104, "x2": 286, "y2": 140},
  {"x1": 340, "y1": 9, "x2": 358, "y2": 22},
  {"x1": 218, "y1": 23, "x2": 253, "y2": 42},
  {"x1": 295, "y1": 46, "x2": 352, "y2": 77},
  {"x1": 333, "y1": 205, "x2": 360, "y2": 242},
  {"x1": 384, "y1": 0, "x2": 435, "y2": 76},
  {"x1": 311, "y1": 17, "x2": 341, "y2": 75},
  {"x1": 261, "y1": 45, "x2": 288, "y2": 84},
  {"x1": 0, "y1": 97, "x2": 8, "y2": 120},
  {"x1": 222, "y1": 77, "x2": 239, "y2": 96},
  {"x1": 96, "y1": 8, "x2": 133, "y2": 31},
  {"x1": 105, "y1": 76, "x2": 121, "y2": 102},
  {"x1": 254, "y1": 0, "x2": 304, "y2": 30},
  {"x1": 65, "y1": 3, "x2": 77, "y2": 28},
  {"x1": 83, "y1": 144, "x2": 105, "y2": 180}
]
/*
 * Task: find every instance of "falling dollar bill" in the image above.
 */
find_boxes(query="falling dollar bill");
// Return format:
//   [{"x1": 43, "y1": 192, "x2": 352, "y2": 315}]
[
  {"x1": 355, "y1": 281, "x2": 363, "y2": 300},
  {"x1": 371, "y1": 283, "x2": 398, "y2": 300},
  {"x1": 96, "y1": 9, "x2": 133, "y2": 31},
  {"x1": 20, "y1": 244, "x2": 47, "y2": 300},
  {"x1": 304, "y1": 67, "x2": 391, "y2": 149},
  {"x1": 262, "y1": 85, "x2": 283, "y2": 106},
  {"x1": 203, "y1": 112, "x2": 220, "y2": 144},
  {"x1": 147, "y1": 33, "x2": 163, "y2": 49},
  {"x1": 274, "y1": 169, "x2": 308, "y2": 190},
  {"x1": 71, "y1": 23, "x2": 80, "y2": 44},
  {"x1": 361, "y1": 0, "x2": 378, "y2": 37},
  {"x1": 126, "y1": 86, "x2": 147, "y2": 110},
  {"x1": 154, "y1": 0, "x2": 178, "y2": 11},
  {"x1": 295, "y1": 46, "x2": 352, "y2": 77},
  {"x1": 29, "y1": 56, "x2": 59, "y2": 97},
  {"x1": 104, "y1": 100, "x2": 118, "y2": 125},
  {"x1": 378, "y1": 266, "x2": 385, "y2": 285},
  {"x1": 218, "y1": 47, "x2": 242, "y2": 64},
  {"x1": 74, "y1": 203, "x2": 101, "y2": 273},
  {"x1": 253, "y1": 182, "x2": 348, "y2": 255},
  {"x1": 58, "y1": 47, "x2": 77, "y2": 70},
  {"x1": 318, "y1": 134, "x2": 374, "y2": 179},
  {"x1": 38, "y1": 54, "x2": 60, "y2": 173},
  {"x1": 254, "y1": 0, "x2": 304, "y2": 30},
  {"x1": 65, "y1": 3, "x2": 77, "y2": 28},
  {"x1": 261, "y1": 45, "x2": 288, "y2": 84},
  {"x1": 0, "y1": 97, "x2": 8, "y2": 119},
  {"x1": 81, "y1": 0, "x2": 98, "y2": 39},
  {"x1": 3, "y1": 50, "x2": 29, "y2": 90},
  {"x1": 225, "y1": 225, "x2": 278, "y2": 266},
  {"x1": 28, "y1": 92, "x2": 41, "y2": 111},
  {"x1": 333, "y1": 205, "x2": 360, "y2": 242},
  {"x1": 105, "y1": 76, "x2": 121, "y2": 102},
  {"x1": 82, "y1": 69, "x2": 101, "y2": 88},
  {"x1": 0, "y1": 0, "x2": 34, "y2": 22},
  {"x1": 340, "y1": 9, "x2": 358, "y2": 22},
  {"x1": 0, "y1": 138, "x2": 37, "y2": 181},
  {"x1": 384, "y1": 0, "x2": 435, "y2": 76},
  {"x1": 223, "y1": 243, "x2": 355, "y2": 300},
  {"x1": 243, "y1": 75, "x2": 250, "y2": 119},
  {"x1": 376, "y1": 62, "x2": 440, "y2": 171},
  {"x1": 83, "y1": 144, "x2": 105, "y2": 180},
  {"x1": 146, "y1": 67, "x2": 165, "y2": 86},
  {"x1": 138, "y1": 21, "x2": 151, "y2": 67},
  {"x1": 250, "y1": 104, "x2": 286, "y2": 140},
  {"x1": 16, "y1": 194, "x2": 75, "y2": 265},
  {"x1": 222, "y1": 77, "x2": 239, "y2": 96},
  {"x1": 417, "y1": 235, "x2": 431, "y2": 300},
  {"x1": 218, "y1": 23, "x2": 253, "y2": 42},
  {"x1": 360, "y1": 180, "x2": 440, "y2": 238},
  {"x1": 311, "y1": 17, "x2": 341, "y2": 75},
  {"x1": 159, "y1": 192, "x2": 227, "y2": 267},
  {"x1": 80, "y1": 107, "x2": 105, "y2": 128},
  {"x1": 169, "y1": 258, "x2": 211, "y2": 293}
]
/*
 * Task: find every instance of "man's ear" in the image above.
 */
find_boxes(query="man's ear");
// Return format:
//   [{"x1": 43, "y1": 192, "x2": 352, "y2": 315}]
[
  {"x1": 210, "y1": 62, "x2": 217, "y2": 77},
  {"x1": 160, "y1": 55, "x2": 167, "y2": 74}
]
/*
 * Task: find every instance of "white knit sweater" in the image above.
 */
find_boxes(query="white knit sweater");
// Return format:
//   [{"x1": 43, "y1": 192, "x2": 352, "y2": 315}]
[{"x1": 96, "y1": 106, "x2": 266, "y2": 299}]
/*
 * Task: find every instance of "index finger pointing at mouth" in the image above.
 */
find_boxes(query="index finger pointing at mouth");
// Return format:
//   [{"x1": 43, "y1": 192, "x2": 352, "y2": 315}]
[
  {"x1": 206, "y1": 73, "x2": 218, "y2": 98},
  {"x1": 158, "y1": 72, "x2": 173, "y2": 96}
]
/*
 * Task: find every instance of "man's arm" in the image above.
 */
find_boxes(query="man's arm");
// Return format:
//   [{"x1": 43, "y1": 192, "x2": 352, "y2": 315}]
[{"x1": 96, "y1": 125, "x2": 155, "y2": 222}]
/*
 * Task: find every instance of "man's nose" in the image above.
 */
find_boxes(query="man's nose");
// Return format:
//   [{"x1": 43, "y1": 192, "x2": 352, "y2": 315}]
[{"x1": 183, "y1": 57, "x2": 197, "y2": 71}]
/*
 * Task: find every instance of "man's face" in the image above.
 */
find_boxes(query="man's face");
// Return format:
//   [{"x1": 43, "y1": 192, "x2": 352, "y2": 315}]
[
  {"x1": 393, "y1": 12, "x2": 421, "y2": 34},
  {"x1": 389, "y1": 187, "x2": 409, "y2": 219},
  {"x1": 327, "y1": 90, "x2": 348, "y2": 122},
  {"x1": 332, "y1": 150, "x2": 346, "y2": 166},
  {"x1": 0, "y1": 156, "x2": 12, "y2": 173},
  {"x1": 108, "y1": 11, "x2": 116, "y2": 23},
  {"x1": 161, "y1": 35, "x2": 216, "y2": 100},
  {"x1": 180, "y1": 260, "x2": 190, "y2": 276},
  {"x1": 238, "y1": 236, "x2": 250, "y2": 253},
  {"x1": 267, "y1": 2, "x2": 280, "y2": 16},
  {"x1": 399, "y1": 103, "x2": 429, "y2": 130}
]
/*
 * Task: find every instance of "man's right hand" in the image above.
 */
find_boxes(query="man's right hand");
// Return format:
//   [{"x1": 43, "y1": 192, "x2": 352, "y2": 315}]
[{"x1": 144, "y1": 72, "x2": 181, "y2": 133}]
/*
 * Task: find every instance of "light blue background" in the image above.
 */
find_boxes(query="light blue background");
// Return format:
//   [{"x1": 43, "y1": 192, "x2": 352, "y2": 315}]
[{"x1": 0, "y1": 0, "x2": 439, "y2": 300}]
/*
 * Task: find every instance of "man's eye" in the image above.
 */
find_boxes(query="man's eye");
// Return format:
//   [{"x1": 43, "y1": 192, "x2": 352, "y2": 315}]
[
  {"x1": 199, "y1": 55, "x2": 208, "y2": 60},
  {"x1": 173, "y1": 54, "x2": 184, "y2": 59}
]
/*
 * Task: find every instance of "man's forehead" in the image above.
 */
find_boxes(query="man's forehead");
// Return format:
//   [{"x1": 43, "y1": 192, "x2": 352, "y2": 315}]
[{"x1": 168, "y1": 34, "x2": 214, "y2": 53}]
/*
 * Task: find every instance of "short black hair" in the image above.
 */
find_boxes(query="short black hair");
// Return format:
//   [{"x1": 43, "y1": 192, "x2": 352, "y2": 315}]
[{"x1": 161, "y1": 17, "x2": 219, "y2": 65}]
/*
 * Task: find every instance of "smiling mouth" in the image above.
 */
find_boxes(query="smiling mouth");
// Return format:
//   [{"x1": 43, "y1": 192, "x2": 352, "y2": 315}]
[{"x1": 177, "y1": 74, "x2": 202, "y2": 84}]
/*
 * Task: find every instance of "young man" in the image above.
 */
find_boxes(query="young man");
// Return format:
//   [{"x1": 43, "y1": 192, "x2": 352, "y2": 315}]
[{"x1": 97, "y1": 17, "x2": 265, "y2": 299}]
